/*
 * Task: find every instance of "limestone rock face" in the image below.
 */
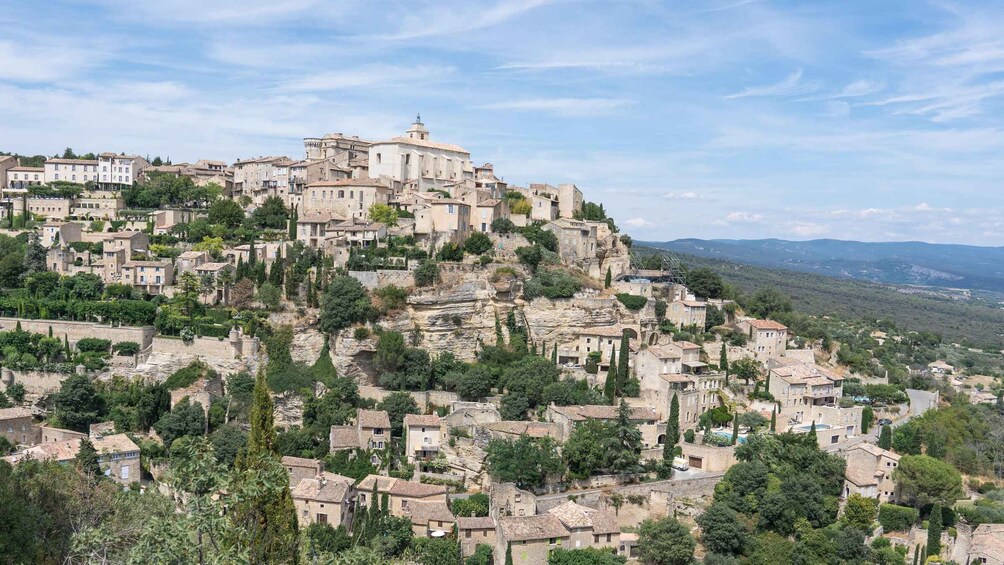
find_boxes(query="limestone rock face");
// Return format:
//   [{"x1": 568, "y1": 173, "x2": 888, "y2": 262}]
[{"x1": 291, "y1": 328, "x2": 326, "y2": 365}]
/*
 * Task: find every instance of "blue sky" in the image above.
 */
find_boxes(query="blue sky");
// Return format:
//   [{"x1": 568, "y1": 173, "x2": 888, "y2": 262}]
[{"x1": 3, "y1": 1, "x2": 1004, "y2": 245}]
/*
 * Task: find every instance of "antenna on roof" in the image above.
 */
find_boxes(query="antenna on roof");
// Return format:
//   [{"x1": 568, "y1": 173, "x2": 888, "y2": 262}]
[{"x1": 416, "y1": 112, "x2": 422, "y2": 123}]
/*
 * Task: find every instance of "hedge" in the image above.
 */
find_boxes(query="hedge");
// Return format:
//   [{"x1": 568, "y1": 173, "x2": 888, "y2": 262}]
[
  {"x1": 878, "y1": 503, "x2": 919, "y2": 532},
  {"x1": 616, "y1": 293, "x2": 648, "y2": 310}
]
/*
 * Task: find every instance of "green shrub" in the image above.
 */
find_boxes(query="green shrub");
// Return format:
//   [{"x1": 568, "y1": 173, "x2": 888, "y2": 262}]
[
  {"x1": 524, "y1": 269, "x2": 583, "y2": 300},
  {"x1": 414, "y1": 261, "x2": 439, "y2": 287},
  {"x1": 616, "y1": 293, "x2": 648, "y2": 310},
  {"x1": 878, "y1": 504, "x2": 919, "y2": 532},
  {"x1": 113, "y1": 341, "x2": 140, "y2": 356},
  {"x1": 353, "y1": 327, "x2": 371, "y2": 340},
  {"x1": 76, "y1": 338, "x2": 111, "y2": 354}
]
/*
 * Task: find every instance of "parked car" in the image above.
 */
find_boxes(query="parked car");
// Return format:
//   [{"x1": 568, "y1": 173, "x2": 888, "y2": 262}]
[
  {"x1": 877, "y1": 418, "x2": 893, "y2": 426},
  {"x1": 671, "y1": 457, "x2": 689, "y2": 471}
]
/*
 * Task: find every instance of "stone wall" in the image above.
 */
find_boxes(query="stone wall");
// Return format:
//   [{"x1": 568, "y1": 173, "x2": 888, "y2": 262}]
[
  {"x1": 2, "y1": 368, "x2": 75, "y2": 396},
  {"x1": 0, "y1": 317, "x2": 154, "y2": 348},
  {"x1": 349, "y1": 269, "x2": 415, "y2": 290},
  {"x1": 151, "y1": 336, "x2": 239, "y2": 359},
  {"x1": 358, "y1": 385, "x2": 458, "y2": 412}
]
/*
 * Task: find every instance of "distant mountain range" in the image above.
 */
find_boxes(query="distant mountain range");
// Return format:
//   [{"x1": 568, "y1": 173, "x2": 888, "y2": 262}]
[{"x1": 640, "y1": 238, "x2": 1004, "y2": 292}]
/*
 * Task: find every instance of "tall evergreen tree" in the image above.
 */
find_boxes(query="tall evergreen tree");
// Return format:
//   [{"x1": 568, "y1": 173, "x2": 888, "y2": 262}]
[
  {"x1": 617, "y1": 331, "x2": 630, "y2": 393},
  {"x1": 807, "y1": 420, "x2": 817, "y2": 443},
  {"x1": 878, "y1": 425, "x2": 892, "y2": 450},
  {"x1": 731, "y1": 413, "x2": 739, "y2": 445},
  {"x1": 288, "y1": 205, "x2": 298, "y2": 240},
  {"x1": 720, "y1": 343, "x2": 728, "y2": 379},
  {"x1": 236, "y1": 255, "x2": 246, "y2": 280},
  {"x1": 927, "y1": 505, "x2": 942, "y2": 557},
  {"x1": 664, "y1": 393, "x2": 680, "y2": 461},
  {"x1": 551, "y1": 343, "x2": 558, "y2": 365},
  {"x1": 912, "y1": 544, "x2": 919, "y2": 565},
  {"x1": 604, "y1": 346, "x2": 617, "y2": 403},
  {"x1": 495, "y1": 312, "x2": 504, "y2": 346},
  {"x1": 75, "y1": 438, "x2": 102, "y2": 477},
  {"x1": 229, "y1": 371, "x2": 299, "y2": 563},
  {"x1": 604, "y1": 267, "x2": 612, "y2": 288},
  {"x1": 505, "y1": 543, "x2": 513, "y2": 565},
  {"x1": 269, "y1": 247, "x2": 285, "y2": 287},
  {"x1": 770, "y1": 407, "x2": 776, "y2": 433}
]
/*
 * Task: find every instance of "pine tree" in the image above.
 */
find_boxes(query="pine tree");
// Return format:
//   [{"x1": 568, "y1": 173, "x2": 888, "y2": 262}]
[
  {"x1": 927, "y1": 505, "x2": 942, "y2": 557},
  {"x1": 720, "y1": 342, "x2": 728, "y2": 378},
  {"x1": 731, "y1": 413, "x2": 739, "y2": 445},
  {"x1": 617, "y1": 331, "x2": 630, "y2": 394},
  {"x1": 770, "y1": 407, "x2": 776, "y2": 432},
  {"x1": 604, "y1": 346, "x2": 617, "y2": 403},
  {"x1": 229, "y1": 371, "x2": 299, "y2": 563},
  {"x1": 878, "y1": 425, "x2": 892, "y2": 450},
  {"x1": 604, "y1": 266, "x2": 612, "y2": 288}
]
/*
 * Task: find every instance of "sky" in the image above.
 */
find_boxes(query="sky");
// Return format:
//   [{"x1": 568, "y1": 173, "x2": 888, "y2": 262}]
[{"x1": 3, "y1": 1, "x2": 1004, "y2": 246}]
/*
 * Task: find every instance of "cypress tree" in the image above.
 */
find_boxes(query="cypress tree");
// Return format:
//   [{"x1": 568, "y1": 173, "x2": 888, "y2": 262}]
[
  {"x1": 720, "y1": 342, "x2": 728, "y2": 378},
  {"x1": 861, "y1": 405, "x2": 874, "y2": 434},
  {"x1": 808, "y1": 420, "x2": 817, "y2": 443},
  {"x1": 48, "y1": 325, "x2": 53, "y2": 338},
  {"x1": 64, "y1": 335, "x2": 71, "y2": 360},
  {"x1": 229, "y1": 371, "x2": 299, "y2": 563},
  {"x1": 731, "y1": 413, "x2": 739, "y2": 445},
  {"x1": 927, "y1": 505, "x2": 942, "y2": 557},
  {"x1": 604, "y1": 346, "x2": 617, "y2": 403},
  {"x1": 770, "y1": 407, "x2": 776, "y2": 432},
  {"x1": 495, "y1": 312, "x2": 504, "y2": 346},
  {"x1": 617, "y1": 331, "x2": 630, "y2": 393},
  {"x1": 255, "y1": 261, "x2": 267, "y2": 286},
  {"x1": 75, "y1": 438, "x2": 101, "y2": 477},
  {"x1": 288, "y1": 205, "x2": 297, "y2": 240},
  {"x1": 912, "y1": 544, "x2": 919, "y2": 565},
  {"x1": 551, "y1": 343, "x2": 558, "y2": 365},
  {"x1": 604, "y1": 266, "x2": 612, "y2": 288},
  {"x1": 878, "y1": 425, "x2": 892, "y2": 450},
  {"x1": 920, "y1": 545, "x2": 927, "y2": 564},
  {"x1": 236, "y1": 255, "x2": 245, "y2": 280},
  {"x1": 505, "y1": 543, "x2": 514, "y2": 565},
  {"x1": 665, "y1": 393, "x2": 680, "y2": 461},
  {"x1": 269, "y1": 247, "x2": 285, "y2": 287}
]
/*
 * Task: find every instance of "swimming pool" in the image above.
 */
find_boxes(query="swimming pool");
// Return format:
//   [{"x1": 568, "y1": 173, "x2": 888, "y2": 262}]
[{"x1": 712, "y1": 431, "x2": 747, "y2": 444}]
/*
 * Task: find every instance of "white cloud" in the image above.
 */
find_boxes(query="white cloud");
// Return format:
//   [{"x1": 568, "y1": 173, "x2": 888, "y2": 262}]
[
  {"x1": 282, "y1": 65, "x2": 457, "y2": 92},
  {"x1": 725, "y1": 68, "x2": 819, "y2": 99},
  {"x1": 725, "y1": 211, "x2": 766, "y2": 223},
  {"x1": 624, "y1": 218, "x2": 653, "y2": 228},
  {"x1": 788, "y1": 222, "x2": 829, "y2": 237},
  {"x1": 480, "y1": 98, "x2": 633, "y2": 116},
  {"x1": 376, "y1": 0, "x2": 558, "y2": 40},
  {"x1": 664, "y1": 191, "x2": 705, "y2": 200}
]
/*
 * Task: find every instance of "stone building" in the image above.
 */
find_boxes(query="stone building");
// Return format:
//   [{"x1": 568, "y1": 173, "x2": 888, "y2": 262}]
[
  {"x1": 737, "y1": 319, "x2": 788, "y2": 361},
  {"x1": 842, "y1": 443, "x2": 900, "y2": 503},
  {"x1": 355, "y1": 475, "x2": 448, "y2": 519},
  {"x1": 291, "y1": 471, "x2": 355, "y2": 528},
  {"x1": 403, "y1": 413, "x2": 443, "y2": 466},
  {"x1": 368, "y1": 116, "x2": 473, "y2": 191},
  {"x1": 0, "y1": 407, "x2": 35, "y2": 447}
]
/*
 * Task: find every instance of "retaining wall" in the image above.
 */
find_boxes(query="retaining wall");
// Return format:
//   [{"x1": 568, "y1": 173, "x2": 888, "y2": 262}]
[
  {"x1": 0, "y1": 317, "x2": 154, "y2": 347},
  {"x1": 358, "y1": 385, "x2": 458, "y2": 412}
]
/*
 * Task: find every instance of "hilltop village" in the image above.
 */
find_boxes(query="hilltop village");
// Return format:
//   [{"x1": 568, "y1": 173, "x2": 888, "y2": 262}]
[{"x1": 0, "y1": 118, "x2": 1002, "y2": 565}]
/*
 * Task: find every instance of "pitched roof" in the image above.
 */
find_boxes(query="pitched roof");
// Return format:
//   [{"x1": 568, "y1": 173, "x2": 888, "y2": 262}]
[
  {"x1": 356, "y1": 409, "x2": 390, "y2": 429},
  {"x1": 92, "y1": 433, "x2": 139, "y2": 455},
  {"x1": 486, "y1": 421, "x2": 559, "y2": 438},
  {"x1": 548, "y1": 501, "x2": 619, "y2": 534},
  {"x1": 549, "y1": 405, "x2": 657, "y2": 422},
  {"x1": 457, "y1": 516, "x2": 496, "y2": 529},
  {"x1": 971, "y1": 524, "x2": 1004, "y2": 561},
  {"x1": 770, "y1": 363, "x2": 843, "y2": 385},
  {"x1": 674, "y1": 340, "x2": 701, "y2": 350},
  {"x1": 409, "y1": 501, "x2": 455, "y2": 526},
  {"x1": 378, "y1": 136, "x2": 469, "y2": 154},
  {"x1": 46, "y1": 158, "x2": 98, "y2": 165},
  {"x1": 499, "y1": 514, "x2": 569, "y2": 541},
  {"x1": 282, "y1": 455, "x2": 320, "y2": 468},
  {"x1": 0, "y1": 407, "x2": 32, "y2": 420},
  {"x1": 6, "y1": 438, "x2": 81, "y2": 463},
  {"x1": 746, "y1": 319, "x2": 788, "y2": 331},
  {"x1": 645, "y1": 345, "x2": 682, "y2": 360},
  {"x1": 356, "y1": 475, "x2": 448, "y2": 499},
  {"x1": 291, "y1": 471, "x2": 353, "y2": 503},
  {"x1": 403, "y1": 414, "x2": 442, "y2": 428},
  {"x1": 307, "y1": 177, "x2": 391, "y2": 188},
  {"x1": 329, "y1": 425, "x2": 360, "y2": 449}
]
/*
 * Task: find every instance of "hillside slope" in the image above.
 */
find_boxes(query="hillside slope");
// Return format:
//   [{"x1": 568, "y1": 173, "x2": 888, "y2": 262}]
[
  {"x1": 642, "y1": 238, "x2": 1004, "y2": 292},
  {"x1": 636, "y1": 245, "x2": 1004, "y2": 348}
]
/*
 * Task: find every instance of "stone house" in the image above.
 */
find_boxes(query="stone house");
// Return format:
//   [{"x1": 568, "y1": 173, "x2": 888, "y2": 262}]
[
  {"x1": 291, "y1": 471, "x2": 355, "y2": 528},
  {"x1": 120, "y1": 260, "x2": 174, "y2": 295},
  {"x1": 326, "y1": 218, "x2": 387, "y2": 248},
  {"x1": 296, "y1": 210, "x2": 342, "y2": 249},
  {"x1": 560, "y1": 325, "x2": 636, "y2": 367},
  {"x1": 474, "y1": 198, "x2": 507, "y2": 233},
  {"x1": 232, "y1": 156, "x2": 293, "y2": 205},
  {"x1": 329, "y1": 409, "x2": 392, "y2": 463},
  {"x1": 355, "y1": 475, "x2": 448, "y2": 519},
  {"x1": 459, "y1": 516, "x2": 496, "y2": 557},
  {"x1": 666, "y1": 299, "x2": 707, "y2": 330},
  {"x1": 6, "y1": 165, "x2": 43, "y2": 189},
  {"x1": 41, "y1": 222, "x2": 82, "y2": 248},
  {"x1": 737, "y1": 319, "x2": 788, "y2": 361},
  {"x1": 489, "y1": 482, "x2": 537, "y2": 519},
  {"x1": 547, "y1": 500, "x2": 620, "y2": 552},
  {"x1": 0, "y1": 407, "x2": 35, "y2": 447},
  {"x1": 282, "y1": 455, "x2": 325, "y2": 487},
  {"x1": 970, "y1": 523, "x2": 1004, "y2": 565},
  {"x1": 96, "y1": 153, "x2": 150, "y2": 190},
  {"x1": 301, "y1": 177, "x2": 395, "y2": 220},
  {"x1": 842, "y1": 443, "x2": 900, "y2": 503},
  {"x1": 408, "y1": 500, "x2": 456, "y2": 537},
  {"x1": 92, "y1": 433, "x2": 141, "y2": 485},
  {"x1": 414, "y1": 199, "x2": 472, "y2": 244},
  {"x1": 543, "y1": 218, "x2": 597, "y2": 265},
  {"x1": 497, "y1": 514, "x2": 570, "y2": 565},
  {"x1": 545, "y1": 404, "x2": 659, "y2": 447},
  {"x1": 767, "y1": 361, "x2": 845, "y2": 416},
  {"x1": 403, "y1": 413, "x2": 443, "y2": 466}
]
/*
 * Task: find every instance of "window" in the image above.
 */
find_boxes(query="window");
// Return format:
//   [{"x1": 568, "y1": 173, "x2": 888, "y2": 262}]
[
  {"x1": 465, "y1": 530, "x2": 471, "y2": 538},
  {"x1": 376, "y1": 153, "x2": 381, "y2": 164},
  {"x1": 121, "y1": 465, "x2": 130, "y2": 479},
  {"x1": 316, "y1": 513, "x2": 328, "y2": 524},
  {"x1": 338, "y1": 190, "x2": 344, "y2": 198},
  {"x1": 448, "y1": 204, "x2": 455, "y2": 214}
]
